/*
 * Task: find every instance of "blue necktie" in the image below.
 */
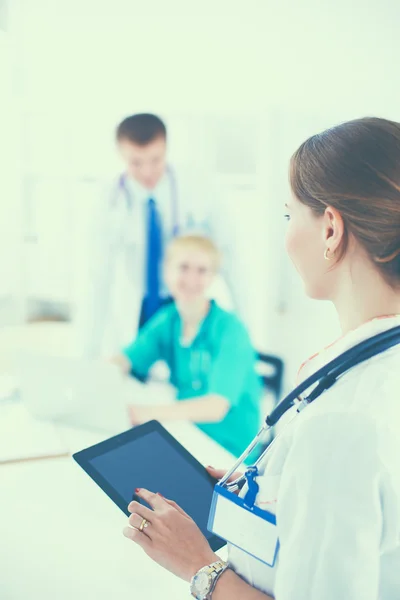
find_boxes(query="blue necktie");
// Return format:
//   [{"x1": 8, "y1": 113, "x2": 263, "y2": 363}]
[{"x1": 145, "y1": 198, "x2": 163, "y2": 321}]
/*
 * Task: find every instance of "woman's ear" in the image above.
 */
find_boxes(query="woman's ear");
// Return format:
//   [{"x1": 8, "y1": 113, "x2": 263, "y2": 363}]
[{"x1": 322, "y1": 205, "x2": 345, "y2": 254}]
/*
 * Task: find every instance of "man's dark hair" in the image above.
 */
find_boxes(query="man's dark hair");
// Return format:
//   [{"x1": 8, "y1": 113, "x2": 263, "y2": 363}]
[{"x1": 116, "y1": 113, "x2": 167, "y2": 145}]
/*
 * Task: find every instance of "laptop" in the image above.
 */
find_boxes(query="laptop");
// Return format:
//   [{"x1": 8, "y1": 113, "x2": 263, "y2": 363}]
[{"x1": 16, "y1": 353, "x2": 132, "y2": 434}]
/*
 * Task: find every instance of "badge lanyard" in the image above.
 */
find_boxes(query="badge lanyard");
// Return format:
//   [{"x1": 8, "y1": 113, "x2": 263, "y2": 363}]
[{"x1": 208, "y1": 467, "x2": 279, "y2": 567}]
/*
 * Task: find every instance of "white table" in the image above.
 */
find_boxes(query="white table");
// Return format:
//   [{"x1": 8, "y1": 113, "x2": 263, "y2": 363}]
[{"x1": 0, "y1": 418, "x2": 233, "y2": 600}]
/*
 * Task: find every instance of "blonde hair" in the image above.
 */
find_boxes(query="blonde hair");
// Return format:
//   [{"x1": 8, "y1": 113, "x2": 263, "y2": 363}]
[{"x1": 165, "y1": 235, "x2": 221, "y2": 271}]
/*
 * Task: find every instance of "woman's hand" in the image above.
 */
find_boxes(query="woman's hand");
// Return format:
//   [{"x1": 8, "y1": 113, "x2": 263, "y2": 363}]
[
  {"x1": 108, "y1": 354, "x2": 131, "y2": 374},
  {"x1": 206, "y1": 466, "x2": 243, "y2": 494},
  {"x1": 128, "y1": 405, "x2": 154, "y2": 426},
  {"x1": 123, "y1": 488, "x2": 218, "y2": 581}
]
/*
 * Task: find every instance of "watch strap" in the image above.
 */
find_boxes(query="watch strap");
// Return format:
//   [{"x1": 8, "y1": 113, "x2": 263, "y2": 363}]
[
  {"x1": 190, "y1": 560, "x2": 228, "y2": 599},
  {"x1": 208, "y1": 560, "x2": 228, "y2": 597}
]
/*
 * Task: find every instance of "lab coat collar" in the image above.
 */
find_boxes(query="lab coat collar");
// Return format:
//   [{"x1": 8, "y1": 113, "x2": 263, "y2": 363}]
[{"x1": 297, "y1": 314, "x2": 400, "y2": 384}]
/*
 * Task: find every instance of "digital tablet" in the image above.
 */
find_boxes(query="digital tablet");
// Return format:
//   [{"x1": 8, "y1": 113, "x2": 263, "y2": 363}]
[{"x1": 73, "y1": 420, "x2": 226, "y2": 551}]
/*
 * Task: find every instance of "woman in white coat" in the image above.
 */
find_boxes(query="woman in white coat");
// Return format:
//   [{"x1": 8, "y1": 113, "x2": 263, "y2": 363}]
[{"x1": 120, "y1": 117, "x2": 400, "y2": 599}]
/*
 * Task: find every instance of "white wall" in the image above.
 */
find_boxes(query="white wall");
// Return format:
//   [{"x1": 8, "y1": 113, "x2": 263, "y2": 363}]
[
  {"x1": 0, "y1": 29, "x2": 24, "y2": 321},
  {"x1": 11, "y1": 0, "x2": 400, "y2": 115}
]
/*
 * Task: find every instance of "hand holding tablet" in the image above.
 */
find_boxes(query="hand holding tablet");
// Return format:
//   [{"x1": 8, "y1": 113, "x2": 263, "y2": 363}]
[
  {"x1": 73, "y1": 420, "x2": 226, "y2": 552},
  {"x1": 123, "y1": 487, "x2": 219, "y2": 581}
]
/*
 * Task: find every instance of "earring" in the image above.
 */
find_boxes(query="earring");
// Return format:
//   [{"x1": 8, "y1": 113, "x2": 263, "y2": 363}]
[{"x1": 324, "y1": 248, "x2": 331, "y2": 261}]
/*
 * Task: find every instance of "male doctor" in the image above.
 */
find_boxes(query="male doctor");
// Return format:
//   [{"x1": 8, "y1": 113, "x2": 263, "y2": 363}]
[{"x1": 78, "y1": 113, "x2": 236, "y2": 357}]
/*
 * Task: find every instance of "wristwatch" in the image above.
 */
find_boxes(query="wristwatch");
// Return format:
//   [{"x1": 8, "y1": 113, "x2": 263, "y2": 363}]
[{"x1": 190, "y1": 560, "x2": 229, "y2": 599}]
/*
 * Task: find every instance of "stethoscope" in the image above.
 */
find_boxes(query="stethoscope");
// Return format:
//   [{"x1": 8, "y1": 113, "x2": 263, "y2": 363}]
[
  {"x1": 220, "y1": 325, "x2": 400, "y2": 493},
  {"x1": 111, "y1": 165, "x2": 180, "y2": 236},
  {"x1": 170, "y1": 310, "x2": 213, "y2": 392},
  {"x1": 189, "y1": 348, "x2": 211, "y2": 391}
]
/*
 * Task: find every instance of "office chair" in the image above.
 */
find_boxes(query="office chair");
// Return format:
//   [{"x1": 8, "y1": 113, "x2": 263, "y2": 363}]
[
  {"x1": 256, "y1": 352, "x2": 284, "y2": 406},
  {"x1": 256, "y1": 352, "x2": 285, "y2": 448}
]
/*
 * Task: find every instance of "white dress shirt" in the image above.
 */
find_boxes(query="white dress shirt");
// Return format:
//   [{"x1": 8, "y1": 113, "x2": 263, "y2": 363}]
[{"x1": 228, "y1": 315, "x2": 400, "y2": 600}]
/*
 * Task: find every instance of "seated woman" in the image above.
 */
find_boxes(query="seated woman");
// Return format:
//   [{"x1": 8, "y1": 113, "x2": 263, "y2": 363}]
[{"x1": 112, "y1": 234, "x2": 262, "y2": 459}]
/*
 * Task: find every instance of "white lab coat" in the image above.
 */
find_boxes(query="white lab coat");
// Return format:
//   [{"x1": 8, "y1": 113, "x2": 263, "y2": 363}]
[
  {"x1": 74, "y1": 166, "x2": 236, "y2": 357},
  {"x1": 228, "y1": 315, "x2": 400, "y2": 599}
]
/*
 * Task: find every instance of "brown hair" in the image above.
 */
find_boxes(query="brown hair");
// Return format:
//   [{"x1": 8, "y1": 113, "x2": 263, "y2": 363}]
[
  {"x1": 165, "y1": 235, "x2": 221, "y2": 271},
  {"x1": 290, "y1": 117, "x2": 400, "y2": 286}
]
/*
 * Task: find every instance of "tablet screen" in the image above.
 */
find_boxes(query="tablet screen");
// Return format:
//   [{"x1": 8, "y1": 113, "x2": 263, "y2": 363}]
[{"x1": 74, "y1": 422, "x2": 225, "y2": 550}]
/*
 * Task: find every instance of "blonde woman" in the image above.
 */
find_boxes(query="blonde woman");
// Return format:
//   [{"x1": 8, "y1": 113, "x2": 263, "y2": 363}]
[{"x1": 113, "y1": 235, "x2": 262, "y2": 459}]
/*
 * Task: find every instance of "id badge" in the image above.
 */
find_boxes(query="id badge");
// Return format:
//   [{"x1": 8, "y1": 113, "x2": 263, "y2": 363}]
[{"x1": 207, "y1": 476, "x2": 279, "y2": 566}]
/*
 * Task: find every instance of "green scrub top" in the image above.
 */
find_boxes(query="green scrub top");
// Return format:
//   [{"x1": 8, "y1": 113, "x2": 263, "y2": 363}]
[{"x1": 123, "y1": 301, "x2": 262, "y2": 459}]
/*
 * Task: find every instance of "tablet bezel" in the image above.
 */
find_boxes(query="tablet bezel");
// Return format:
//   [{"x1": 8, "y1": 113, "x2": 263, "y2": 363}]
[{"x1": 73, "y1": 420, "x2": 226, "y2": 551}]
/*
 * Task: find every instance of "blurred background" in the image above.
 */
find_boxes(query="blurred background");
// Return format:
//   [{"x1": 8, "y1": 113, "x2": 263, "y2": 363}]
[
  {"x1": 0, "y1": 0, "x2": 399, "y2": 386},
  {"x1": 1, "y1": 3, "x2": 400, "y2": 599}
]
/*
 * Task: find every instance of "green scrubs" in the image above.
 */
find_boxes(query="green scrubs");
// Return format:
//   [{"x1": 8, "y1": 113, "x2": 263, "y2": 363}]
[{"x1": 123, "y1": 301, "x2": 262, "y2": 459}]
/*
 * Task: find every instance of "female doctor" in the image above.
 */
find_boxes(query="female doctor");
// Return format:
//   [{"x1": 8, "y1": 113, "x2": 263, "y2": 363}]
[{"x1": 120, "y1": 117, "x2": 400, "y2": 600}]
